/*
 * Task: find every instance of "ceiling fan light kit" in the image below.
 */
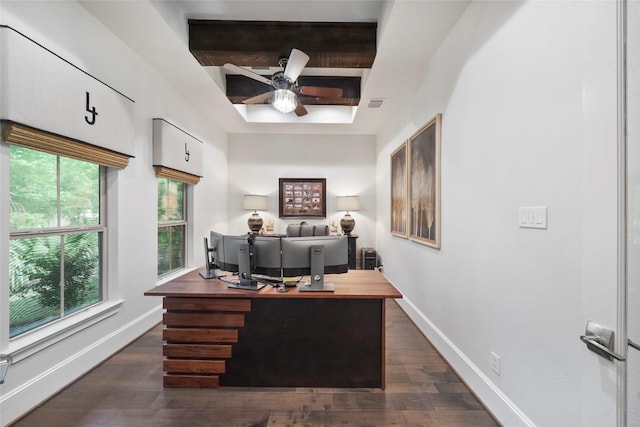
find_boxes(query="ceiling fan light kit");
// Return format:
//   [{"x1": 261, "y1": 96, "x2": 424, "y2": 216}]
[
  {"x1": 272, "y1": 89, "x2": 297, "y2": 114},
  {"x1": 224, "y1": 48, "x2": 344, "y2": 117}
]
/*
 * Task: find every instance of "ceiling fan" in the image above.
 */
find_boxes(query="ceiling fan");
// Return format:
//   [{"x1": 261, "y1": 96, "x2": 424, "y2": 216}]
[{"x1": 223, "y1": 48, "x2": 344, "y2": 116}]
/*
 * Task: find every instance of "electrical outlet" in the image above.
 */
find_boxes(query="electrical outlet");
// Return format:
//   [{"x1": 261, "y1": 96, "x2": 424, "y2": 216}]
[{"x1": 491, "y1": 352, "x2": 500, "y2": 375}]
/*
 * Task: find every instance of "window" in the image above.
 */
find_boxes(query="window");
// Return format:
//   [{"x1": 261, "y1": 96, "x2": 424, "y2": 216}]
[
  {"x1": 157, "y1": 177, "x2": 186, "y2": 277},
  {"x1": 9, "y1": 145, "x2": 105, "y2": 338}
]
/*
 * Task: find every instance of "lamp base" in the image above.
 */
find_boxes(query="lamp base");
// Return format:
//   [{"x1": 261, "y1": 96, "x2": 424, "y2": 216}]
[
  {"x1": 248, "y1": 213, "x2": 263, "y2": 233},
  {"x1": 340, "y1": 214, "x2": 355, "y2": 235}
]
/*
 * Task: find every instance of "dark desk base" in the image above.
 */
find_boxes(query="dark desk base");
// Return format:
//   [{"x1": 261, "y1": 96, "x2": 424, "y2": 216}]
[
  {"x1": 222, "y1": 298, "x2": 383, "y2": 388},
  {"x1": 149, "y1": 269, "x2": 401, "y2": 390}
]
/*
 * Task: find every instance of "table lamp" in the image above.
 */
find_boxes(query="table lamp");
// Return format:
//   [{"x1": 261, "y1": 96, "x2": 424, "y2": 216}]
[
  {"x1": 336, "y1": 195, "x2": 360, "y2": 235},
  {"x1": 243, "y1": 195, "x2": 267, "y2": 233}
]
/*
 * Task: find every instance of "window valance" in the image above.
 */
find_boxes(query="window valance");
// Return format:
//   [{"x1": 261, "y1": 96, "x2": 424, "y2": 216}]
[
  {"x1": 153, "y1": 118, "x2": 203, "y2": 185},
  {"x1": 1, "y1": 26, "x2": 135, "y2": 159}
]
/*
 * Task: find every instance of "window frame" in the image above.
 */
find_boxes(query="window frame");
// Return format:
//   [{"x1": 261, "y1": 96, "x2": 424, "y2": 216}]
[
  {"x1": 1, "y1": 141, "x2": 122, "y2": 363},
  {"x1": 157, "y1": 177, "x2": 188, "y2": 278},
  {"x1": 8, "y1": 158, "x2": 108, "y2": 338}
]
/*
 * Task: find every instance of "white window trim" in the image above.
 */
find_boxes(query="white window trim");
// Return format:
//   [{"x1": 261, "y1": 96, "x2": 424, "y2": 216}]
[
  {"x1": 155, "y1": 184, "x2": 196, "y2": 285},
  {"x1": 156, "y1": 266, "x2": 197, "y2": 286},
  {"x1": 157, "y1": 178, "x2": 189, "y2": 278},
  {"x1": 1, "y1": 146, "x2": 123, "y2": 366},
  {"x1": 4, "y1": 299, "x2": 123, "y2": 364},
  {"x1": 1, "y1": 142, "x2": 10, "y2": 355}
]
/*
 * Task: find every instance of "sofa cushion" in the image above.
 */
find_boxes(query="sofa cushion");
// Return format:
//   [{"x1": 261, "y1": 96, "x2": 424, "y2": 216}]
[{"x1": 286, "y1": 224, "x2": 329, "y2": 237}]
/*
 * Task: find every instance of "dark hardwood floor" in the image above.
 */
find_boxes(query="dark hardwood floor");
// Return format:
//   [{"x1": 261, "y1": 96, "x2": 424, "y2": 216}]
[{"x1": 12, "y1": 300, "x2": 500, "y2": 426}]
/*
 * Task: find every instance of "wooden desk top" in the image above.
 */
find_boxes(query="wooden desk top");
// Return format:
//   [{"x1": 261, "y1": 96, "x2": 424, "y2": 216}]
[{"x1": 145, "y1": 269, "x2": 402, "y2": 299}]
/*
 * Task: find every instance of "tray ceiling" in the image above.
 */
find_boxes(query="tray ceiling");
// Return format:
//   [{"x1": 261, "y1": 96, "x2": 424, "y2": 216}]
[{"x1": 188, "y1": 20, "x2": 376, "y2": 107}]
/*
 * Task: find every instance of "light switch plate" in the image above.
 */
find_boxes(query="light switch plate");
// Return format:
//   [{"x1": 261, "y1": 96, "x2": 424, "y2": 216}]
[{"x1": 519, "y1": 207, "x2": 547, "y2": 229}]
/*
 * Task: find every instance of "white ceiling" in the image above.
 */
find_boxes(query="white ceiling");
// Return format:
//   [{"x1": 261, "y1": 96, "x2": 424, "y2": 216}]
[{"x1": 81, "y1": 0, "x2": 470, "y2": 135}]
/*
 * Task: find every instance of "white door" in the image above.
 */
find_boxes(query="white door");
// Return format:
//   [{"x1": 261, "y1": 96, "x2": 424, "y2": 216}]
[{"x1": 627, "y1": 0, "x2": 640, "y2": 425}]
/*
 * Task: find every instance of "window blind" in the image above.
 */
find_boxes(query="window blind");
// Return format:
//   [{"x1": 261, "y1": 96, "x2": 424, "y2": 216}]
[
  {"x1": 154, "y1": 165, "x2": 200, "y2": 185},
  {"x1": 2, "y1": 121, "x2": 130, "y2": 169}
]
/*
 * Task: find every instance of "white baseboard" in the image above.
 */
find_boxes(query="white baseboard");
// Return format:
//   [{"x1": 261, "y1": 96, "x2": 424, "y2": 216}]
[
  {"x1": 395, "y1": 297, "x2": 535, "y2": 427},
  {"x1": 0, "y1": 304, "x2": 163, "y2": 426}
]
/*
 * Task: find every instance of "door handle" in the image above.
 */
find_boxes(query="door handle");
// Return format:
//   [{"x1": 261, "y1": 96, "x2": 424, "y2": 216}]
[
  {"x1": 580, "y1": 335, "x2": 626, "y2": 361},
  {"x1": 629, "y1": 339, "x2": 640, "y2": 352},
  {"x1": 579, "y1": 321, "x2": 626, "y2": 362}
]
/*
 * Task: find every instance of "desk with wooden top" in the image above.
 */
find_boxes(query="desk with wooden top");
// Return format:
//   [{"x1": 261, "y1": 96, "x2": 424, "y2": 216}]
[{"x1": 144, "y1": 269, "x2": 402, "y2": 389}]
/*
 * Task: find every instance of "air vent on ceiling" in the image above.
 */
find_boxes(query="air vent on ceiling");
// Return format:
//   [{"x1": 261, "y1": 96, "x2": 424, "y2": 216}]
[{"x1": 367, "y1": 99, "x2": 384, "y2": 108}]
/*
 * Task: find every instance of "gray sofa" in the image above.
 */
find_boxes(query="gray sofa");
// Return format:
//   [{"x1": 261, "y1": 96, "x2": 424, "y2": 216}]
[{"x1": 285, "y1": 224, "x2": 330, "y2": 237}]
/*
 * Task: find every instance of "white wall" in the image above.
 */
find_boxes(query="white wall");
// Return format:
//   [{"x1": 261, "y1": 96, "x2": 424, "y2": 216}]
[
  {"x1": 0, "y1": 2, "x2": 227, "y2": 424},
  {"x1": 227, "y1": 133, "x2": 376, "y2": 251},
  {"x1": 376, "y1": 2, "x2": 618, "y2": 426}
]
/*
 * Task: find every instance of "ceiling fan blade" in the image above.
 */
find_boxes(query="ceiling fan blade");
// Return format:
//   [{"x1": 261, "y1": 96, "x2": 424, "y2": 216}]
[
  {"x1": 298, "y1": 86, "x2": 344, "y2": 98},
  {"x1": 295, "y1": 99, "x2": 308, "y2": 117},
  {"x1": 242, "y1": 91, "x2": 274, "y2": 104},
  {"x1": 283, "y1": 48, "x2": 309, "y2": 82},
  {"x1": 223, "y1": 63, "x2": 272, "y2": 86}
]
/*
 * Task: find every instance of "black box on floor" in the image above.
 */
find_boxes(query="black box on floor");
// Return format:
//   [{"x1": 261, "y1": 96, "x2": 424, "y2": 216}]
[{"x1": 361, "y1": 248, "x2": 376, "y2": 270}]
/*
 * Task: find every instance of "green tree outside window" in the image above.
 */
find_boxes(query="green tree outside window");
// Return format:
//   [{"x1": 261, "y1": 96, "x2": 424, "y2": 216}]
[
  {"x1": 158, "y1": 177, "x2": 186, "y2": 276},
  {"x1": 9, "y1": 146, "x2": 103, "y2": 337}
]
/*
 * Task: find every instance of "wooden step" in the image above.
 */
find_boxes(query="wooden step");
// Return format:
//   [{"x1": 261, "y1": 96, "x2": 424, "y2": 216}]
[
  {"x1": 163, "y1": 312, "x2": 245, "y2": 327},
  {"x1": 163, "y1": 297, "x2": 251, "y2": 311},
  {"x1": 163, "y1": 374, "x2": 220, "y2": 388},
  {"x1": 163, "y1": 359, "x2": 226, "y2": 374},
  {"x1": 163, "y1": 328, "x2": 238, "y2": 343},
  {"x1": 163, "y1": 343, "x2": 232, "y2": 359}
]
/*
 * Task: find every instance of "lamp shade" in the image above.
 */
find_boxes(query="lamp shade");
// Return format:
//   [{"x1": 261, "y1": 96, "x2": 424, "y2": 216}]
[
  {"x1": 243, "y1": 195, "x2": 267, "y2": 211},
  {"x1": 336, "y1": 196, "x2": 360, "y2": 212}
]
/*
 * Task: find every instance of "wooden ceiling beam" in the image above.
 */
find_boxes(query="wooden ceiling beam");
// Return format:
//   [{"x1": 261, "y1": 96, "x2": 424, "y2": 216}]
[{"x1": 189, "y1": 20, "x2": 376, "y2": 68}]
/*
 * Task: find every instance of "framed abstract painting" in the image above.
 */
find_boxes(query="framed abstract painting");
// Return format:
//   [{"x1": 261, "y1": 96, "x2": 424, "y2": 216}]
[
  {"x1": 408, "y1": 113, "x2": 441, "y2": 248},
  {"x1": 390, "y1": 141, "x2": 408, "y2": 237}
]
